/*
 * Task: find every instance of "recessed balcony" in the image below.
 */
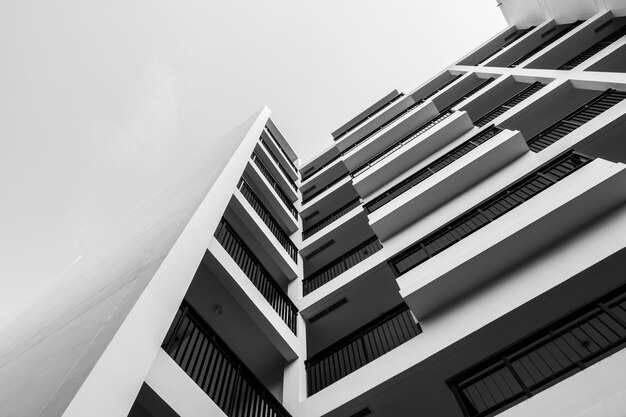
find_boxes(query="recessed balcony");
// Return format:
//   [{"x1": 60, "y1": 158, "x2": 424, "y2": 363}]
[
  {"x1": 255, "y1": 141, "x2": 298, "y2": 201},
  {"x1": 367, "y1": 127, "x2": 528, "y2": 241},
  {"x1": 391, "y1": 153, "x2": 626, "y2": 319},
  {"x1": 352, "y1": 110, "x2": 474, "y2": 198}
]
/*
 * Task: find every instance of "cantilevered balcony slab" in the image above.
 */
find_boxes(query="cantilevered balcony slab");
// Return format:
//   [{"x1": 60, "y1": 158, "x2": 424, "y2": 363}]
[
  {"x1": 206, "y1": 239, "x2": 299, "y2": 361},
  {"x1": 342, "y1": 102, "x2": 440, "y2": 171},
  {"x1": 353, "y1": 111, "x2": 474, "y2": 198},
  {"x1": 300, "y1": 175, "x2": 352, "y2": 211},
  {"x1": 369, "y1": 129, "x2": 528, "y2": 240},
  {"x1": 244, "y1": 161, "x2": 298, "y2": 233},
  {"x1": 396, "y1": 159, "x2": 626, "y2": 320},
  {"x1": 335, "y1": 95, "x2": 420, "y2": 153},
  {"x1": 231, "y1": 190, "x2": 298, "y2": 280}
]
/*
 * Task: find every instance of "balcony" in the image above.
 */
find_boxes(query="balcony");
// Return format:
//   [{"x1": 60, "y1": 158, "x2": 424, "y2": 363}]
[
  {"x1": 302, "y1": 198, "x2": 361, "y2": 241},
  {"x1": 558, "y1": 20, "x2": 626, "y2": 70},
  {"x1": 449, "y1": 283, "x2": 626, "y2": 417},
  {"x1": 305, "y1": 304, "x2": 421, "y2": 396},
  {"x1": 162, "y1": 302, "x2": 292, "y2": 417},
  {"x1": 526, "y1": 15, "x2": 626, "y2": 70},
  {"x1": 214, "y1": 218, "x2": 298, "y2": 334},
  {"x1": 352, "y1": 111, "x2": 474, "y2": 198},
  {"x1": 250, "y1": 152, "x2": 298, "y2": 219},
  {"x1": 301, "y1": 172, "x2": 350, "y2": 205},
  {"x1": 333, "y1": 90, "x2": 404, "y2": 142},
  {"x1": 435, "y1": 77, "x2": 496, "y2": 113},
  {"x1": 303, "y1": 237, "x2": 383, "y2": 296},
  {"x1": 473, "y1": 82, "x2": 545, "y2": 127},
  {"x1": 504, "y1": 21, "x2": 583, "y2": 68},
  {"x1": 527, "y1": 89, "x2": 626, "y2": 152},
  {"x1": 260, "y1": 136, "x2": 297, "y2": 193},
  {"x1": 391, "y1": 152, "x2": 626, "y2": 319},
  {"x1": 342, "y1": 102, "x2": 440, "y2": 172},
  {"x1": 367, "y1": 127, "x2": 528, "y2": 241},
  {"x1": 236, "y1": 178, "x2": 298, "y2": 264},
  {"x1": 458, "y1": 26, "x2": 535, "y2": 66},
  {"x1": 263, "y1": 126, "x2": 299, "y2": 176}
]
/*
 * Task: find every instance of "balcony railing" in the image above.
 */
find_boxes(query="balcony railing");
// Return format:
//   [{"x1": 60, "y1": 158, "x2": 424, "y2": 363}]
[
  {"x1": 364, "y1": 126, "x2": 503, "y2": 214},
  {"x1": 260, "y1": 138, "x2": 297, "y2": 191},
  {"x1": 527, "y1": 89, "x2": 626, "y2": 152},
  {"x1": 341, "y1": 75, "x2": 463, "y2": 158},
  {"x1": 474, "y1": 27, "x2": 535, "y2": 66},
  {"x1": 215, "y1": 219, "x2": 298, "y2": 333},
  {"x1": 334, "y1": 93, "x2": 405, "y2": 142},
  {"x1": 558, "y1": 23, "x2": 626, "y2": 70},
  {"x1": 237, "y1": 178, "x2": 298, "y2": 262},
  {"x1": 508, "y1": 21, "x2": 583, "y2": 68},
  {"x1": 474, "y1": 82, "x2": 545, "y2": 127},
  {"x1": 305, "y1": 304, "x2": 421, "y2": 395},
  {"x1": 252, "y1": 152, "x2": 298, "y2": 219},
  {"x1": 301, "y1": 172, "x2": 349, "y2": 205},
  {"x1": 163, "y1": 302, "x2": 292, "y2": 417},
  {"x1": 264, "y1": 127, "x2": 298, "y2": 172},
  {"x1": 302, "y1": 198, "x2": 361, "y2": 240},
  {"x1": 303, "y1": 237, "x2": 383, "y2": 296},
  {"x1": 389, "y1": 152, "x2": 592, "y2": 277},
  {"x1": 449, "y1": 283, "x2": 626, "y2": 417},
  {"x1": 351, "y1": 111, "x2": 454, "y2": 178}
]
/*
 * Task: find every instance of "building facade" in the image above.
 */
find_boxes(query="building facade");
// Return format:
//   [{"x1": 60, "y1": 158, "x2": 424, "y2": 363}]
[{"x1": 3, "y1": 1, "x2": 626, "y2": 416}]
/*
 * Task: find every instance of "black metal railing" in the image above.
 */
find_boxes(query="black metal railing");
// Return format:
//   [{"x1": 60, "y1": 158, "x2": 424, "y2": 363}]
[
  {"x1": 215, "y1": 219, "x2": 298, "y2": 333},
  {"x1": 389, "y1": 151, "x2": 592, "y2": 277},
  {"x1": 508, "y1": 21, "x2": 583, "y2": 68},
  {"x1": 474, "y1": 82, "x2": 545, "y2": 127},
  {"x1": 238, "y1": 178, "x2": 298, "y2": 262},
  {"x1": 449, "y1": 283, "x2": 626, "y2": 417},
  {"x1": 264, "y1": 127, "x2": 298, "y2": 172},
  {"x1": 305, "y1": 304, "x2": 422, "y2": 395},
  {"x1": 301, "y1": 154, "x2": 341, "y2": 182},
  {"x1": 302, "y1": 198, "x2": 361, "y2": 240},
  {"x1": 474, "y1": 27, "x2": 536, "y2": 66},
  {"x1": 558, "y1": 23, "x2": 626, "y2": 70},
  {"x1": 333, "y1": 93, "x2": 405, "y2": 142},
  {"x1": 163, "y1": 302, "x2": 292, "y2": 417},
  {"x1": 528, "y1": 89, "x2": 626, "y2": 152},
  {"x1": 252, "y1": 153, "x2": 298, "y2": 219},
  {"x1": 351, "y1": 111, "x2": 454, "y2": 178},
  {"x1": 365, "y1": 126, "x2": 503, "y2": 214},
  {"x1": 303, "y1": 237, "x2": 383, "y2": 296},
  {"x1": 301, "y1": 173, "x2": 349, "y2": 205},
  {"x1": 260, "y1": 138, "x2": 297, "y2": 191}
]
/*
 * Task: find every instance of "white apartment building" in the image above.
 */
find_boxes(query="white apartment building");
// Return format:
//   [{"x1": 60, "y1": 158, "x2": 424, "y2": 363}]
[{"x1": 2, "y1": 1, "x2": 626, "y2": 416}]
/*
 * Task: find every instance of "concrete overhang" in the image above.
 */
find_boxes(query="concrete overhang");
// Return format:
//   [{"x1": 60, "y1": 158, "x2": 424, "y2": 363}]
[
  {"x1": 369, "y1": 129, "x2": 529, "y2": 241},
  {"x1": 397, "y1": 159, "x2": 626, "y2": 320},
  {"x1": 353, "y1": 111, "x2": 475, "y2": 198},
  {"x1": 341, "y1": 102, "x2": 439, "y2": 171}
]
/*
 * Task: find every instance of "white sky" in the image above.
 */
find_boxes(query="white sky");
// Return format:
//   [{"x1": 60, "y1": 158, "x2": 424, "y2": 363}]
[{"x1": 0, "y1": 1, "x2": 506, "y2": 311}]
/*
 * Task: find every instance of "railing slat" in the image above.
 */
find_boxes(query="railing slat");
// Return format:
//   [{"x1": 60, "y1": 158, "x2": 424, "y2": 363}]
[
  {"x1": 163, "y1": 303, "x2": 293, "y2": 417},
  {"x1": 450, "y1": 284, "x2": 626, "y2": 417},
  {"x1": 389, "y1": 152, "x2": 592, "y2": 277},
  {"x1": 305, "y1": 304, "x2": 421, "y2": 395}
]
